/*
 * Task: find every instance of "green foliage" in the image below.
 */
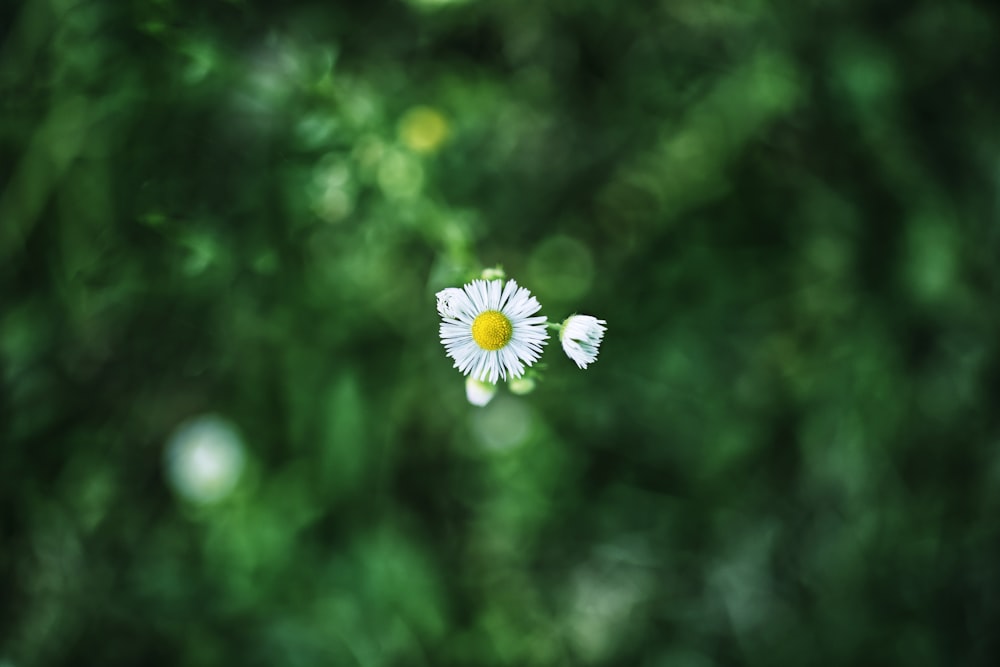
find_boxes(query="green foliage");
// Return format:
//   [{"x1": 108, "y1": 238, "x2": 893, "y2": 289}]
[{"x1": 3, "y1": 0, "x2": 1000, "y2": 665}]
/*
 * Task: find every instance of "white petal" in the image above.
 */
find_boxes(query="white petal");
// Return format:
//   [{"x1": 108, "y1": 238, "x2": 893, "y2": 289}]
[{"x1": 436, "y1": 288, "x2": 467, "y2": 319}]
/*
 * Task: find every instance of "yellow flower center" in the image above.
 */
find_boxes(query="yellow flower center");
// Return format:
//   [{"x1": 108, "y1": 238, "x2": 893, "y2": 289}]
[{"x1": 471, "y1": 310, "x2": 513, "y2": 351}]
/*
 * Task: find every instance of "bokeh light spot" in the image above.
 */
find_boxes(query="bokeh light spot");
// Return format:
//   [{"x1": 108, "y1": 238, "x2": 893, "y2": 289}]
[
  {"x1": 310, "y1": 155, "x2": 355, "y2": 222},
  {"x1": 471, "y1": 396, "x2": 533, "y2": 450},
  {"x1": 903, "y1": 214, "x2": 957, "y2": 301},
  {"x1": 179, "y1": 39, "x2": 218, "y2": 85},
  {"x1": 377, "y1": 149, "x2": 424, "y2": 198},
  {"x1": 527, "y1": 235, "x2": 594, "y2": 301},
  {"x1": 296, "y1": 113, "x2": 340, "y2": 150},
  {"x1": 164, "y1": 415, "x2": 246, "y2": 505},
  {"x1": 399, "y1": 106, "x2": 449, "y2": 153}
]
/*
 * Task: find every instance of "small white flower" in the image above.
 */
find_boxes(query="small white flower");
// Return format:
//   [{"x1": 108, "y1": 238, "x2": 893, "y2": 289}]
[
  {"x1": 465, "y1": 377, "x2": 497, "y2": 406},
  {"x1": 437, "y1": 279, "x2": 549, "y2": 384},
  {"x1": 560, "y1": 315, "x2": 607, "y2": 369},
  {"x1": 164, "y1": 415, "x2": 246, "y2": 504}
]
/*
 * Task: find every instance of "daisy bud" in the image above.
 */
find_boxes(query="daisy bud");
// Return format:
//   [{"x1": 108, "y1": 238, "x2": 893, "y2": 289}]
[
  {"x1": 560, "y1": 315, "x2": 607, "y2": 369},
  {"x1": 466, "y1": 377, "x2": 498, "y2": 407},
  {"x1": 481, "y1": 266, "x2": 506, "y2": 280},
  {"x1": 508, "y1": 376, "x2": 536, "y2": 395}
]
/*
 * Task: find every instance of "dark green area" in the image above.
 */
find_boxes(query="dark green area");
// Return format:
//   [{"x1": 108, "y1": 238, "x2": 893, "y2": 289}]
[{"x1": 4, "y1": 0, "x2": 1000, "y2": 664}]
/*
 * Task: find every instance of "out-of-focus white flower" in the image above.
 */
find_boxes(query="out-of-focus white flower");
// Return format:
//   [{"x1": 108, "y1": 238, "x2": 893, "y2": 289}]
[
  {"x1": 437, "y1": 279, "x2": 549, "y2": 384},
  {"x1": 560, "y1": 315, "x2": 607, "y2": 369},
  {"x1": 465, "y1": 377, "x2": 498, "y2": 407},
  {"x1": 164, "y1": 415, "x2": 245, "y2": 504}
]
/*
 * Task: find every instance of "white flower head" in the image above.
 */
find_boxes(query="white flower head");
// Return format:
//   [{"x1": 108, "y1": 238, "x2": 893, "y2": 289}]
[
  {"x1": 465, "y1": 377, "x2": 497, "y2": 407},
  {"x1": 437, "y1": 279, "x2": 549, "y2": 384},
  {"x1": 560, "y1": 315, "x2": 607, "y2": 369}
]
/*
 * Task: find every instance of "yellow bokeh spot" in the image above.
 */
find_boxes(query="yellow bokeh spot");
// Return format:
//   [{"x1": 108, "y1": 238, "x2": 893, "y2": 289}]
[
  {"x1": 399, "y1": 106, "x2": 449, "y2": 153},
  {"x1": 471, "y1": 310, "x2": 512, "y2": 351}
]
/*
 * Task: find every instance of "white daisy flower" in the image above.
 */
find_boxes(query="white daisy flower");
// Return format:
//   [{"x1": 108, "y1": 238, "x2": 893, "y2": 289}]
[
  {"x1": 465, "y1": 377, "x2": 498, "y2": 407},
  {"x1": 560, "y1": 315, "x2": 607, "y2": 369},
  {"x1": 437, "y1": 279, "x2": 549, "y2": 384}
]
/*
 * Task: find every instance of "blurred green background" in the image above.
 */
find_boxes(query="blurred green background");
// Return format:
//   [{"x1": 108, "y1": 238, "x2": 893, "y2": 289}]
[{"x1": 4, "y1": 0, "x2": 1000, "y2": 665}]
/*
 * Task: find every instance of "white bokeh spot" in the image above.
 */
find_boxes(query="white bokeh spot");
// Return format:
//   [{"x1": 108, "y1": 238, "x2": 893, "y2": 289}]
[{"x1": 165, "y1": 414, "x2": 246, "y2": 505}]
